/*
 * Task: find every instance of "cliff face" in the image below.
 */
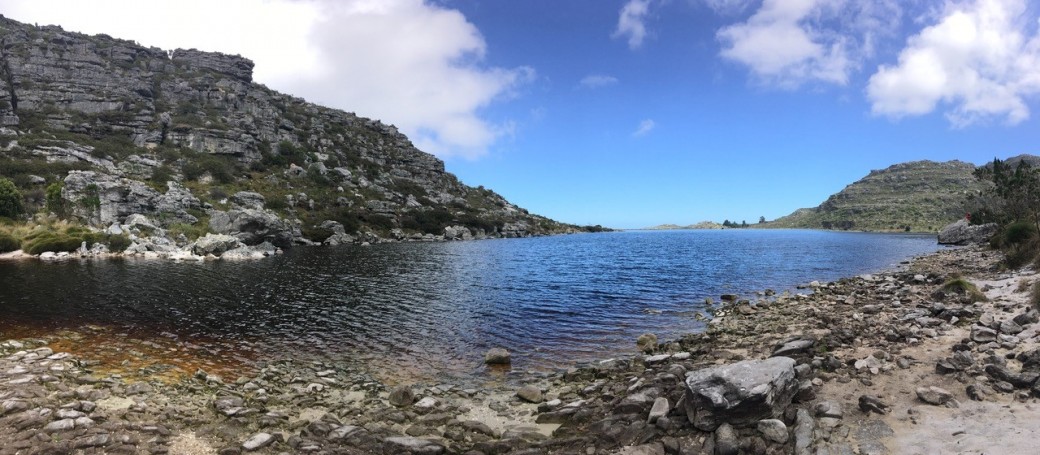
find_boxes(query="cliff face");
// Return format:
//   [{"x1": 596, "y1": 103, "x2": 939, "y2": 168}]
[
  {"x1": 769, "y1": 160, "x2": 990, "y2": 232},
  {"x1": 0, "y1": 16, "x2": 583, "y2": 247}
]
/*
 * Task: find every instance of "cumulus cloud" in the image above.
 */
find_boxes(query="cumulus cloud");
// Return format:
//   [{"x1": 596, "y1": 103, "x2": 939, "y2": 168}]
[
  {"x1": 614, "y1": 0, "x2": 654, "y2": 49},
  {"x1": 717, "y1": 0, "x2": 902, "y2": 88},
  {"x1": 867, "y1": 0, "x2": 1040, "y2": 126},
  {"x1": 633, "y1": 119, "x2": 656, "y2": 137},
  {"x1": 298, "y1": 0, "x2": 534, "y2": 159},
  {"x1": 579, "y1": 74, "x2": 620, "y2": 89},
  {"x1": 2, "y1": 0, "x2": 530, "y2": 159}
]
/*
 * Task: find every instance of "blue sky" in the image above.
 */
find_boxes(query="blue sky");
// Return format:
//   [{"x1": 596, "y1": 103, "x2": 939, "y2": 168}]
[{"x1": 5, "y1": 0, "x2": 1040, "y2": 228}]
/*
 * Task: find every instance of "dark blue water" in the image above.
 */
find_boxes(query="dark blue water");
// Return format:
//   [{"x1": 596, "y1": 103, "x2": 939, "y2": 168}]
[{"x1": 0, "y1": 229, "x2": 941, "y2": 381}]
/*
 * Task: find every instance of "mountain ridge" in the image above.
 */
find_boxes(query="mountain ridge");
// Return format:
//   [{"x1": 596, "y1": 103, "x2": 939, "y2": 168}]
[{"x1": 0, "y1": 15, "x2": 595, "y2": 253}]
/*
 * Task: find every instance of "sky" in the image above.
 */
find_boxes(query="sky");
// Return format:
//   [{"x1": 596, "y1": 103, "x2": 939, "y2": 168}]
[{"x1": 3, "y1": 0, "x2": 1040, "y2": 228}]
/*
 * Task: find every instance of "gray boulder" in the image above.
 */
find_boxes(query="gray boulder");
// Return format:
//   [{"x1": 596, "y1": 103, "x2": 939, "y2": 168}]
[
  {"x1": 938, "y1": 219, "x2": 998, "y2": 245},
  {"x1": 209, "y1": 209, "x2": 294, "y2": 247},
  {"x1": 231, "y1": 191, "x2": 266, "y2": 210},
  {"x1": 683, "y1": 356, "x2": 798, "y2": 431},
  {"x1": 192, "y1": 234, "x2": 245, "y2": 256}
]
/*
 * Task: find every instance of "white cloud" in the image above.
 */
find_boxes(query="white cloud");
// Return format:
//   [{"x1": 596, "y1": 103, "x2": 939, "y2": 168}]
[
  {"x1": 2, "y1": 0, "x2": 530, "y2": 159},
  {"x1": 701, "y1": 0, "x2": 755, "y2": 15},
  {"x1": 614, "y1": 0, "x2": 654, "y2": 49},
  {"x1": 633, "y1": 119, "x2": 656, "y2": 137},
  {"x1": 867, "y1": 0, "x2": 1040, "y2": 126},
  {"x1": 717, "y1": 0, "x2": 902, "y2": 88},
  {"x1": 579, "y1": 74, "x2": 620, "y2": 89}
]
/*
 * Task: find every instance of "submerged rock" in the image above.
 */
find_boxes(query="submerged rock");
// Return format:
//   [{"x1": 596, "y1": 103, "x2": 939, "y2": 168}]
[{"x1": 485, "y1": 348, "x2": 511, "y2": 365}]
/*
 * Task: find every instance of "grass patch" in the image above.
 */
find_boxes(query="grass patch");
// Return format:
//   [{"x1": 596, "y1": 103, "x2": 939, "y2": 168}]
[{"x1": 939, "y1": 277, "x2": 989, "y2": 303}]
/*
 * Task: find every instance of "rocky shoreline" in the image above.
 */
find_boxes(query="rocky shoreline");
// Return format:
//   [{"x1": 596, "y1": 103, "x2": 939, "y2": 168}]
[{"x1": 2, "y1": 245, "x2": 1037, "y2": 454}]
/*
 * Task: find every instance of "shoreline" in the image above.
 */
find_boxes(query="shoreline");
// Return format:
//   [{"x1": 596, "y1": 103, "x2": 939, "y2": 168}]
[{"x1": 1, "y1": 244, "x2": 1034, "y2": 454}]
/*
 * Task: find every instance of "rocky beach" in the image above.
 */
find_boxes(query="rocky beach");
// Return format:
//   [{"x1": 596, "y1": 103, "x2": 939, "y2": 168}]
[{"x1": 1, "y1": 244, "x2": 1036, "y2": 454}]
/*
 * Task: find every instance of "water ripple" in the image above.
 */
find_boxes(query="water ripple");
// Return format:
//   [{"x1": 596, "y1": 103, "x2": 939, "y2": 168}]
[{"x1": 0, "y1": 229, "x2": 940, "y2": 382}]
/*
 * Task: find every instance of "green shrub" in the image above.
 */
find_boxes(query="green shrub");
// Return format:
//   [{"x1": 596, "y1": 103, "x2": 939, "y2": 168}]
[
  {"x1": 401, "y1": 209, "x2": 453, "y2": 235},
  {"x1": 0, "y1": 178, "x2": 24, "y2": 218},
  {"x1": 167, "y1": 222, "x2": 208, "y2": 241},
  {"x1": 360, "y1": 213, "x2": 394, "y2": 231},
  {"x1": 301, "y1": 224, "x2": 333, "y2": 242},
  {"x1": 79, "y1": 183, "x2": 101, "y2": 212},
  {"x1": 0, "y1": 232, "x2": 19, "y2": 252},
  {"x1": 44, "y1": 181, "x2": 66, "y2": 217},
  {"x1": 106, "y1": 234, "x2": 132, "y2": 252},
  {"x1": 151, "y1": 165, "x2": 175, "y2": 186},
  {"x1": 999, "y1": 221, "x2": 1036, "y2": 247}
]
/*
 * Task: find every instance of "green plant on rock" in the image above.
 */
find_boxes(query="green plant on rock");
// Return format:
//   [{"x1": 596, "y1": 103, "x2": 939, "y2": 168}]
[
  {"x1": 45, "y1": 181, "x2": 66, "y2": 217},
  {"x1": 79, "y1": 184, "x2": 101, "y2": 212},
  {"x1": 0, "y1": 178, "x2": 24, "y2": 219}
]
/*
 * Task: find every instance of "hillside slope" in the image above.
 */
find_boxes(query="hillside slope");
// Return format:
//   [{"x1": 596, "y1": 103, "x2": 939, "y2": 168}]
[
  {"x1": 768, "y1": 160, "x2": 989, "y2": 232},
  {"x1": 0, "y1": 16, "x2": 589, "y2": 252}
]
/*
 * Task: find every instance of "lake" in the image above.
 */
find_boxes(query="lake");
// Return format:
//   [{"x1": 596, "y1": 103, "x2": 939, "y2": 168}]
[{"x1": 0, "y1": 229, "x2": 942, "y2": 384}]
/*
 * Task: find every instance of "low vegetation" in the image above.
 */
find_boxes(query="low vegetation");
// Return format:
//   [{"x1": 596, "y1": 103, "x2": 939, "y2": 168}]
[
  {"x1": 0, "y1": 218, "x2": 132, "y2": 255},
  {"x1": 940, "y1": 277, "x2": 988, "y2": 303}
]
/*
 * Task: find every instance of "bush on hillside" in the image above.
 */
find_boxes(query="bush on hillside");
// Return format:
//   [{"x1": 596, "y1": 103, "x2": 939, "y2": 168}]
[
  {"x1": 0, "y1": 232, "x2": 19, "y2": 252},
  {"x1": 0, "y1": 178, "x2": 24, "y2": 219}
]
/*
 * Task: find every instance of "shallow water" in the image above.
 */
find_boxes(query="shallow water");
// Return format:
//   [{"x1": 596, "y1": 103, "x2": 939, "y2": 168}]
[{"x1": 0, "y1": 229, "x2": 941, "y2": 383}]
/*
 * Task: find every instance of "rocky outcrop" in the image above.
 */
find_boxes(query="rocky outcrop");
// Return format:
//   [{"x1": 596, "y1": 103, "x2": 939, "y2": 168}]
[
  {"x1": 682, "y1": 357, "x2": 798, "y2": 431},
  {"x1": 938, "y1": 219, "x2": 998, "y2": 245},
  {"x1": 0, "y1": 15, "x2": 589, "y2": 250},
  {"x1": 62, "y1": 171, "x2": 200, "y2": 226}
]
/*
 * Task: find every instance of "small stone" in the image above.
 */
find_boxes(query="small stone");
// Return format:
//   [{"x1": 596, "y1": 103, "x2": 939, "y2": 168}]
[
  {"x1": 636, "y1": 333, "x2": 658, "y2": 353},
  {"x1": 384, "y1": 436, "x2": 445, "y2": 455},
  {"x1": 971, "y1": 326, "x2": 997, "y2": 343},
  {"x1": 794, "y1": 409, "x2": 814, "y2": 455},
  {"x1": 714, "y1": 423, "x2": 738, "y2": 455},
  {"x1": 757, "y1": 419, "x2": 789, "y2": 444},
  {"x1": 647, "y1": 397, "x2": 670, "y2": 424},
  {"x1": 389, "y1": 385, "x2": 415, "y2": 407},
  {"x1": 814, "y1": 401, "x2": 843, "y2": 419},
  {"x1": 43, "y1": 418, "x2": 75, "y2": 433},
  {"x1": 517, "y1": 385, "x2": 543, "y2": 403},
  {"x1": 916, "y1": 386, "x2": 953, "y2": 406},
  {"x1": 858, "y1": 395, "x2": 889, "y2": 414},
  {"x1": 327, "y1": 425, "x2": 360, "y2": 440},
  {"x1": 242, "y1": 432, "x2": 276, "y2": 451},
  {"x1": 484, "y1": 348, "x2": 511, "y2": 365},
  {"x1": 414, "y1": 397, "x2": 438, "y2": 414}
]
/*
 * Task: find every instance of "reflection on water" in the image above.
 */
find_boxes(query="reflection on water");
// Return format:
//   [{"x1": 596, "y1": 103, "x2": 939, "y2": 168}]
[{"x1": 0, "y1": 229, "x2": 941, "y2": 383}]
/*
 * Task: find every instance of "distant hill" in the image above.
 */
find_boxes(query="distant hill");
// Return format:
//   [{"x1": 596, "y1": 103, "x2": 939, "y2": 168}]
[
  {"x1": 768, "y1": 160, "x2": 992, "y2": 233},
  {"x1": 645, "y1": 221, "x2": 723, "y2": 230}
]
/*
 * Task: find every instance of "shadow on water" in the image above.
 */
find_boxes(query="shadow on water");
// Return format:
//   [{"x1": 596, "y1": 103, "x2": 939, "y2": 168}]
[{"x1": 0, "y1": 230, "x2": 941, "y2": 384}]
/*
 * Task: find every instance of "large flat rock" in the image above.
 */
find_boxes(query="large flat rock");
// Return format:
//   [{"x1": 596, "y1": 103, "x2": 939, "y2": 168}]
[{"x1": 683, "y1": 356, "x2": 798, "y2": 431}]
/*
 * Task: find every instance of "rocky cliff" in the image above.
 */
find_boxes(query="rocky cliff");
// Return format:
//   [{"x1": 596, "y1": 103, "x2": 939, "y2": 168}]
[
  {"x1": 0, "y1": 16, "x2": 586, "y2": 252},
  {"x1": 768, "y1": 160, "x2": 990, "y2": 232}
]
